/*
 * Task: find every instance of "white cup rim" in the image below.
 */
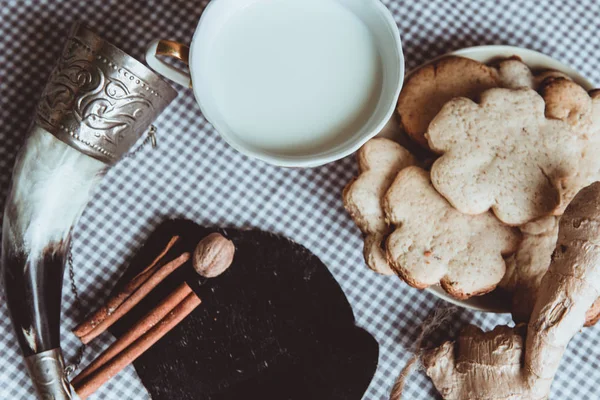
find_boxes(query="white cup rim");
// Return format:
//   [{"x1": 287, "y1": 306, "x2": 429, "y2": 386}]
[{"x1": 189, "y1": 0, "x2": 404, "y2": 168}]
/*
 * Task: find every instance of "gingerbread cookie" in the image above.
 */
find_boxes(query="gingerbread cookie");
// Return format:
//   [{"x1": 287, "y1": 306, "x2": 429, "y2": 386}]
[
  {"x1": 383, "y1": 166, "x2": 520, "y2": 299},
  {"x1": 362, "y1": 234, "x2": 391, "y2": 276},
  {"x1": 343, "y1": 138, "x2": 416, "y2": 275},
  {"x1": 586, "y1": 298, "x2": 600, "y2": 327},
  {"x1": 541, "y1": 79, "x2": 600, "y2": 212},
  {"x1": 496, "y1": 57, "x2": 536, "y2": 89},
  {"x1": 541, "y1": 77, "x2": 596, "y2": 128},
  {"x1": 494, "y1": 56, "x2": 571, "y2": 89},
  {"x1": 427, "y1": 87, "x2": 583, "y2": 225},
  {"x1": 397, "y1": 56, "x2": 500, "y2": 149},
  {"x1": 535, "y1": 69, "x2": 572, "y2": 86}
]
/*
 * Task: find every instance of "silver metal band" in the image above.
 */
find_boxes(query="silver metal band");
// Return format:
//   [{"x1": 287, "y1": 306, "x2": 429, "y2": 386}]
[
  {"x1": 25, "y1": 349, "x2": 72, "y2": 400},
  {"x1": 35, "y1": 22, "x2": 177, "y2": 164}
]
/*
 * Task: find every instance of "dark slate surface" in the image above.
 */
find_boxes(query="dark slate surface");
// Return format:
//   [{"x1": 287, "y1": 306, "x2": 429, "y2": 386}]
[{"x1": 109, "y1": 219, "x2": 378, "y2": 400}]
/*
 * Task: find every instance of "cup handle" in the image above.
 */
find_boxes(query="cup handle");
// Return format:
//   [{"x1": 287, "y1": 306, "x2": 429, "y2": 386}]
[{"x1": 145, "y1": 40, "x2": 192, "y2": 88}]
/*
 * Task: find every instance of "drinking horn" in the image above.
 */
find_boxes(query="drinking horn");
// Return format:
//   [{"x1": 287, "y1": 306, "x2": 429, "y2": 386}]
[{"x1": 1, "y1": 23, "x2": 176, "y2": 399}]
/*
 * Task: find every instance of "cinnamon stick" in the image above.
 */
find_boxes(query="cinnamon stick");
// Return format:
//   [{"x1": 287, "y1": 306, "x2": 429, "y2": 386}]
[
  {"x1": 73, "y1": 290, "x2": 201, "y2": 400},
  {"x1": 78, "y1": 251, "x2": 191, "y2": 344},
  {"x1": 73, "y1": 236, "x2": 181, "y2": 338},
  {"x1": 71, "y1": 282, "x2": 193, "y2": 387}
]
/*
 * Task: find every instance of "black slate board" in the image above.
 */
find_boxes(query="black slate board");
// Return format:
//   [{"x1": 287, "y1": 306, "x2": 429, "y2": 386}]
[{"x1": 108, "y1": 219, "x2": 378, "y2": 400}]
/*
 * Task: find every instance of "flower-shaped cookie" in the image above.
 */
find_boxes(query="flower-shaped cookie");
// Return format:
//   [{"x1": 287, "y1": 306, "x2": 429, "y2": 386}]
[
  {"x1": 384, "y1": 167, "x2": 520, "y2": 299},
  {"x1": 495, "y1": 57, "x2": 571, "y2": 90},
  {"x1": 397, "y1": 56, "x2": 500, "y2": 150},
  {"x1": 427, "y1": 87, "x2": 583, "y2": 225},
  {"x1": 496, "y1": 57, "x2": 536, "y2": 89},
  {"x1": 541, "y1": 77, "x2": 599, "y2": 130},
  {"x1": 343, "y1": 138, "x2": 416, "y2": 275},
  {"x1": 541, "y1": 79, "x2": 600, "y2": 209},
  {"x1": 396, "y1": 55, "x2": 569, "y2": 151}
]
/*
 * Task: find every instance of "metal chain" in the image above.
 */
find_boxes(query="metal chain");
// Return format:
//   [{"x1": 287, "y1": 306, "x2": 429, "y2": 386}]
[
  {"x1": 64, "y1": 243, "x2": 87, "y2": 377},
  {"x1": 64, "y1": 126, "x2": 158, "y2": 376},
  {"x1": 126, "y1": 125, "x2": 158, "y2": 158}
]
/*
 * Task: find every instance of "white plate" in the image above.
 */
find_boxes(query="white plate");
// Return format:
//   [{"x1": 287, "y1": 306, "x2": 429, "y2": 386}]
[{"x1": 394, "y1": 45, "x2": 594, "y2": 314}]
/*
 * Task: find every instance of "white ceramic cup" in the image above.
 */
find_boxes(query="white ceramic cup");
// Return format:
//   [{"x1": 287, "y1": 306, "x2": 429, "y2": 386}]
[{"x1": 146, "y1": 0, "x2": 404, "y2": 167}]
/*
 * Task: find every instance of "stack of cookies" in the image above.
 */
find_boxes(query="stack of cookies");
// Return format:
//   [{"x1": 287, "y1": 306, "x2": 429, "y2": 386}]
[{"x1": 343, "y1": 55, "x2": 600, "y2": 324}]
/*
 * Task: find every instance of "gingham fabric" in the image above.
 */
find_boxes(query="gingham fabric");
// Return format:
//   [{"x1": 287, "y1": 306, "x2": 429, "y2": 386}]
[{"x1": 1, "y1": 1, "x2": 600, "y2": 399}]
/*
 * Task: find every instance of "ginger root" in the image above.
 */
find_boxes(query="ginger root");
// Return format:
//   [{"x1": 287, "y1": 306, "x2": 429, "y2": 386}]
[{"x1": 422, "y1": 182, "x2": 600, "y2": 400}]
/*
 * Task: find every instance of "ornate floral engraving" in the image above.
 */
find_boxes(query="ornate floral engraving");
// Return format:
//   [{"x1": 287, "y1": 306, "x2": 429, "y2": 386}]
[{"x1": 35, "y1": 25, "x2": 177, "y2": 163}]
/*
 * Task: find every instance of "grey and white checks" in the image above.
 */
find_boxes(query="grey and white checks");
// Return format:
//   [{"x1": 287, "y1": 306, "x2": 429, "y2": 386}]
[{"x1": 1, "y1": 1, "x2": 599, "y2": 399}]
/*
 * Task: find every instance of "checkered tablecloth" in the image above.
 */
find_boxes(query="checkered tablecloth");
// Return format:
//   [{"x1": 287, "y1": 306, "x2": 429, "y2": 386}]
[{"x1": 1, "y1": 1, "x2": 600, "y2": 399}]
